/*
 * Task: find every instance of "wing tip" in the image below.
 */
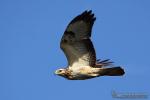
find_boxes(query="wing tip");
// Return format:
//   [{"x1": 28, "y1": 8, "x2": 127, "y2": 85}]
[
  {"x1": 82, "y1": 10, "x2": 96, "y2": 21},
  {"x1": 70, "y1": 10, "x2": 96, "y2": 24}
]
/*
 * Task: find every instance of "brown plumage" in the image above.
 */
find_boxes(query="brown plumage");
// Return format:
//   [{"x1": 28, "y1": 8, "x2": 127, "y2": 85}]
[{"x1": 55, "y1": 10, "x2": 125, "y2": 80}]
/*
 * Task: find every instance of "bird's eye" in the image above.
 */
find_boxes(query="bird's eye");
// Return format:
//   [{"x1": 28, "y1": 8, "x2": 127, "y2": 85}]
[{"x1": 59, "y1": 70, "x2": 62, "y2": 72}]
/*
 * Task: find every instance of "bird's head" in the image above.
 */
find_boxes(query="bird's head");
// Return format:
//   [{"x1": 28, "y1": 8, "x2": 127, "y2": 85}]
[{"x1": 55, "y1": 68, "x2": 67, "y2": 76}]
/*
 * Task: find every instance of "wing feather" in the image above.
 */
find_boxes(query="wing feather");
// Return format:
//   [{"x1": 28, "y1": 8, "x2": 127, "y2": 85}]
[{"x1": 60, "y1": 10, "x2": 96, "y2": 68}]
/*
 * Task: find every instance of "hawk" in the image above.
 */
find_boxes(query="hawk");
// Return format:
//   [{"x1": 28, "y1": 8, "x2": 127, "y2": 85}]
[{"x1": 55, "y1": 10, "x2": 125, "y2": 80}]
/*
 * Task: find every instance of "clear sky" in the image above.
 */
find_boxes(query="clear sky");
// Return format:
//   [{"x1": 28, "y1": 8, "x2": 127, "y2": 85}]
[{"x1": 1, "y1": 0, "x2": 150, "y2": 100}]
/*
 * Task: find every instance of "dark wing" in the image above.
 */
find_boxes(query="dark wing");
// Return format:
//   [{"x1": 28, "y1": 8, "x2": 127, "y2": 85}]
[{"x1": 60, "y1": 10, "x2": 96, "y2": 68}]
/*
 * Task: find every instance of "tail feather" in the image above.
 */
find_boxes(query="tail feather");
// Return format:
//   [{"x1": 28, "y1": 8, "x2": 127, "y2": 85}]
[{"x1": 101, "y1": 67, "x2": 125, "y2": 76}]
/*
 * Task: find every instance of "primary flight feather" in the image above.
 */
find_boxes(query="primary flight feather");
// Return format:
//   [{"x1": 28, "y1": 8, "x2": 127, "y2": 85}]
[{"x1": 55, "y1": 10, "x2": 125, "y2": 80}]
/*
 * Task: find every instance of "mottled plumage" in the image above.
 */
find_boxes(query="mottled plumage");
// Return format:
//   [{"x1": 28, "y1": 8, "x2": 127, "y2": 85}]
[{"x1": 55, "y1": 10, "x2": 125, "y2": 80}]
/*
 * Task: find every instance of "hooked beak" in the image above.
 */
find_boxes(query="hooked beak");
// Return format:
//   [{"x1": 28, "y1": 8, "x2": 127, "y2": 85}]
[{"x1": 54, "y1": 70, "x2": 59, "y2": 75}]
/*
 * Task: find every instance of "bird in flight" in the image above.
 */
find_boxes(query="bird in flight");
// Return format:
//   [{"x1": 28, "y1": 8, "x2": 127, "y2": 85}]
[{"x1": 55, "y1": 10, "x2": 125, "y2": 80}]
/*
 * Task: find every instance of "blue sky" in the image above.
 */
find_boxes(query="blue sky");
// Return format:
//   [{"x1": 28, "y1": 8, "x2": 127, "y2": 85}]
[{"x1": 1, "y1": 0, "x2": 150, "y2": 100}]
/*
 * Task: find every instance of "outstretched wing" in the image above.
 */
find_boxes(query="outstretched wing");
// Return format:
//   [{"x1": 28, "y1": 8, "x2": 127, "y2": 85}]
[{"x1": 60, "y1": 10, "x2": 96, "y2": 68}]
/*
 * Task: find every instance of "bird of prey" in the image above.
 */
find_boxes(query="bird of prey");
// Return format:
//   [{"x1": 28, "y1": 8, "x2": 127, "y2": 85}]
[{"x1": 55, "y1": 10, "x2": 125, "y2": 80}]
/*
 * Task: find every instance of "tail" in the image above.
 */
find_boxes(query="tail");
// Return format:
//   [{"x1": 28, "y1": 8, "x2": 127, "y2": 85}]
[{"x1": 100, "y1": 67, "x2": 125, "y2": 76}]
